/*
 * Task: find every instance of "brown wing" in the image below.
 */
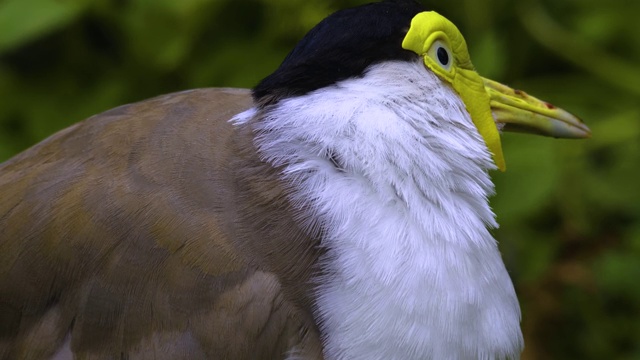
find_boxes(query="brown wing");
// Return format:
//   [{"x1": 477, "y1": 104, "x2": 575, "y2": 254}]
[{"x1": 0, "y1": 88, "x2": 322, "y2": 359}]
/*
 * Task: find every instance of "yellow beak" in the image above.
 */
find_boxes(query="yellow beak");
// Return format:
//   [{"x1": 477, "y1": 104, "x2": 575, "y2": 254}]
[
  {"x1": 401, "y1": 10, "x2": 591, "y2": 171},
  {"x1": 484, "y1": 78, "x2": 591, "y2": 139}
]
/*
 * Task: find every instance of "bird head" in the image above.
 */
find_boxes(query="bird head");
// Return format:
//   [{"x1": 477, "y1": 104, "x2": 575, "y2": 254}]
[
  {"x1": 253, "y1": 0, "x2": 590, "y2": 172},
  {"x1": 402, "y1": 10, "x2": 591, "y2": 171}
]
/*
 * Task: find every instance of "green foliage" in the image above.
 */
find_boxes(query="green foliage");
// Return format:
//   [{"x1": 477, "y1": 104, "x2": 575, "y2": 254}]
[
  {"x1": 0, "y1": 0, "x2": 91, "y2": 53},
  {"x1": 1, "y1": 0, "x2": 638, "y2": 358}
]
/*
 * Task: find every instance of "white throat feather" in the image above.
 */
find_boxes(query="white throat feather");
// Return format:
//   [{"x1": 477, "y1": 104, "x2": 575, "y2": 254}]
[{"x1": 233, "y1": 60, "x2": 523, "y2": 360}]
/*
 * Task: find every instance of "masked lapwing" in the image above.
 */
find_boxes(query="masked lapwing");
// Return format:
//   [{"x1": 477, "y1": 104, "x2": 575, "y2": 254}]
[{"x1": 0, "y1": 1, "x2": 590, "y2": 359}]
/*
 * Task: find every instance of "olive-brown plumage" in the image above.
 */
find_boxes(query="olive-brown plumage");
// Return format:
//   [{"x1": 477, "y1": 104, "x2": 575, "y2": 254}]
[
  {"x1": 0, "y1": 89, "x2": 324, "y2": 359},
  {"x1": 0, "y1": 1, "x2": 592, "y2": 358}
]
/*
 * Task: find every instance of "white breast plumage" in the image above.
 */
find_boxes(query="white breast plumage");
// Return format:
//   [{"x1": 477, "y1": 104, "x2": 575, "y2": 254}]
[{"x1": 234, "y1": 60, "x2": 524, "y2": 360}]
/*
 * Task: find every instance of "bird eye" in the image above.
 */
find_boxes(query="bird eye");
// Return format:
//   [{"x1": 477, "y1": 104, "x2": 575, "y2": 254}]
[
  {"x1": 427, "y1": 40, "x2": 453, "y2": 71},
  {"x1": 437, "y1": 47, "x2": 449, "y2": 65}
]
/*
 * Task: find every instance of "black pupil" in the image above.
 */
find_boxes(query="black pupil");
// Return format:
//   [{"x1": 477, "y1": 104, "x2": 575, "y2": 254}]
[{"x1": 437, "y1": 47, "x2": 449, "y2": 65}]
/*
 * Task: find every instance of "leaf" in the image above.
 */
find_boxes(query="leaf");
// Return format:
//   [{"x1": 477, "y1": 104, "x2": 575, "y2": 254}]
[{"x1": 0, "y1": 0, "x2": 91, "y2": 54}]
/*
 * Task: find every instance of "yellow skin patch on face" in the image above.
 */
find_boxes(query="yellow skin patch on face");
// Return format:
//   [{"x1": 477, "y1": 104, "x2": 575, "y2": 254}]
[{"x1": 402, "y1": 11, "x2": 506, "y2": 171}]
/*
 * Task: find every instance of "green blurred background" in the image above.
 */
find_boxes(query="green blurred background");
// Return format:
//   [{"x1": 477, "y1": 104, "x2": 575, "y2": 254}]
[{"x1": 1, "y1": 0, "x2": 638, "y2": 358}]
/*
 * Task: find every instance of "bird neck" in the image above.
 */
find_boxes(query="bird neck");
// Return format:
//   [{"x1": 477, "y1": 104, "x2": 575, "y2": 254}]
[{"x1": 234, "y1": 61, "x2": 523, "y2": 359}]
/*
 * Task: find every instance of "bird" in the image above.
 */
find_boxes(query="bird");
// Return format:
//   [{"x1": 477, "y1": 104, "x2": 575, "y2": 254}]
[{"x1": 0, "y1": 0, "x2": 591, "y2": 359}]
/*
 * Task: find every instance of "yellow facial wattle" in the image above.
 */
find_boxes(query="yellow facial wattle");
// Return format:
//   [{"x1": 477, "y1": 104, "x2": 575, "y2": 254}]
[{"x1": 402, "y1": 11, "x2": 506, "y2": 171}]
